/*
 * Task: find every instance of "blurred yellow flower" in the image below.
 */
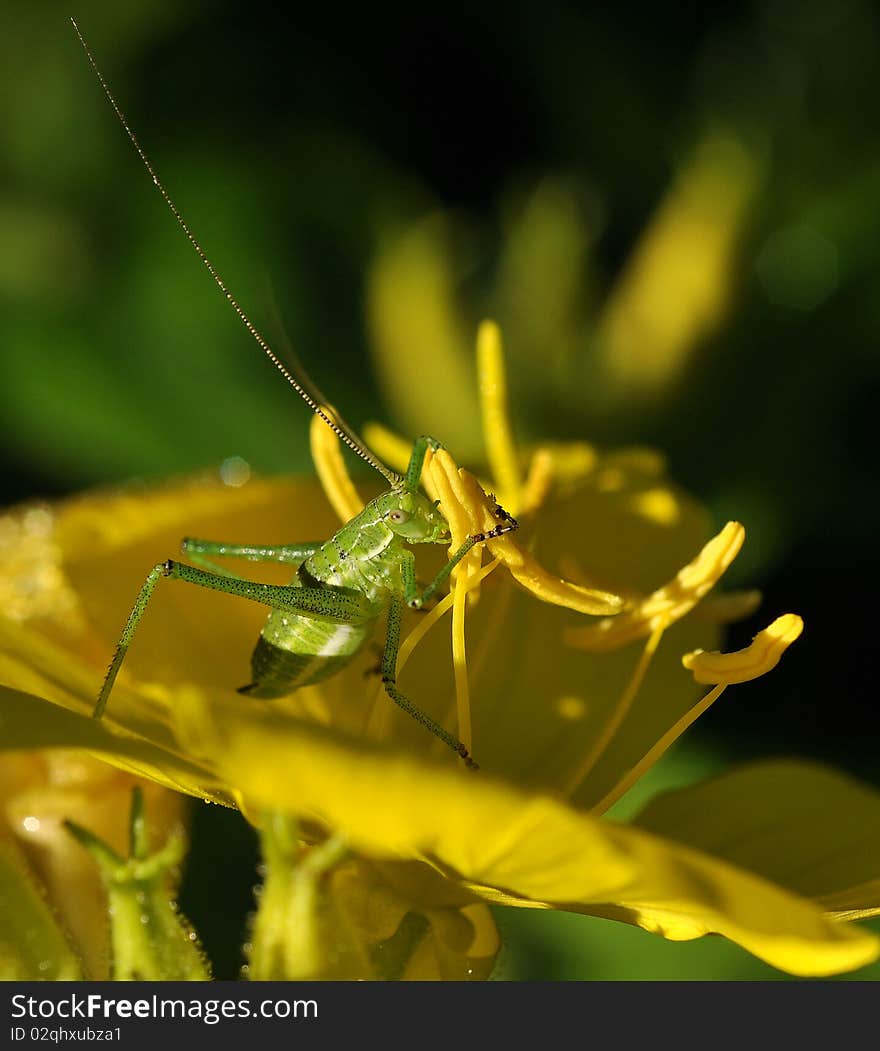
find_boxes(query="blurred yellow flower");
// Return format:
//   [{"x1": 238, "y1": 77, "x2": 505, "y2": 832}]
[
  {"x1": 0, "y1": 323, "x2": 878, "y2": 980},
  {"x1": 366, "y1": 132, "x2": 761, "y2": 444}
]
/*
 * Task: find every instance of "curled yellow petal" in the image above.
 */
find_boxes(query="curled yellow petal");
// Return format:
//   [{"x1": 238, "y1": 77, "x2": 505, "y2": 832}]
[
  {"x1": 476, "y1": 319, "x2": 522, "y2": 512},
  {"x1": 682, "y1": 613, "x2": 804, "y2": 685},
  {"x1": 566, "y1": 521, "x2": 745, "y2": 651},
  {"x1": 309, "y1": 414, "x2": 366, "y2": 524}
]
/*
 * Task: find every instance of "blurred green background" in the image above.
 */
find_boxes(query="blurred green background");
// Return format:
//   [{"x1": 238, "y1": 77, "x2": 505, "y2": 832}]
[{"x1": 2, "y1": 0, "x2": 879, "y2": 978}]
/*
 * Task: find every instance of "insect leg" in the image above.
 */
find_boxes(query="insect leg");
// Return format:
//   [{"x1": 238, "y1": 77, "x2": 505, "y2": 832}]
[
  {"x1": 180, "y1": 538, "x2": 320, "y2": 578},
  {"x1": 380, "y1": 595, "x2": 478, "y2": 769},
  {"x1": 94, "y1": 559, "x2": 373, "y2": 719},
  {"x1": 404, "y1": 435, "x2": 442, "y2": 492},
  {"x1": 400, "y1": 550, "x2": 420, "y2": 607},
  {"x1": 411, "y1": 508, "x2": 520, "y2": 609},
  {"x1": 181, "y1": 539, "x2": 320, "y2": 566}
]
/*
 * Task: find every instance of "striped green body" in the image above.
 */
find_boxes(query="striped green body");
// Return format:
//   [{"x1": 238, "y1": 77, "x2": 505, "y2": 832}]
[{"x1": 241, "y1": 491, "x2": 429, "y2": 698}]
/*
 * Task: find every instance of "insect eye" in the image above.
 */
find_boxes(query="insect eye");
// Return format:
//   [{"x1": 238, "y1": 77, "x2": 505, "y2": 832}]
[{"x1": 389, "y1": 509, "x2": 410, "y2": 524}]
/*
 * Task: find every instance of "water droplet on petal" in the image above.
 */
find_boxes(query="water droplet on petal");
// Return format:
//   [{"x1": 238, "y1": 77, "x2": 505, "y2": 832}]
[{"x1": 220, "y1": 456, "x2": 251, "y2": 488}]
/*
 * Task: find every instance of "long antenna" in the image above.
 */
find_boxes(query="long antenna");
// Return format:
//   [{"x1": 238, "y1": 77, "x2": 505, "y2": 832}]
[{"x1": 70, "y1": 18, "x2": 401, "y2": 487}]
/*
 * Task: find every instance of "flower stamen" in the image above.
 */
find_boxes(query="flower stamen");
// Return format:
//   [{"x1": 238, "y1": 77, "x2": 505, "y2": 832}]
[
  {"x1": 565, "y1": 521, "x2": 745, "y2": 651},
  {"x1": 562, "y1": 617, "x2": 668, "y2": 797},
  {"x1": 476, "y1": 320, "x2": 523, "y2": 512},
  {"x1": 591, "y1": 614, "x2": 803, "y2": 814},
  {"x1": 426, "y1": 450, "x2": 623, "y2": 615},
  {"x1": 682, "y1": 613, "x2": 804, "y2": 685},
  {"x1": 519, "y1": 449, "x2": 554, "y2": 519},
  {"x1": 452, "y1": 580, "x2": 472, "y2": 754},
  {"x1": 310, "y1": 414, "x2": 366, "y2": 523}
]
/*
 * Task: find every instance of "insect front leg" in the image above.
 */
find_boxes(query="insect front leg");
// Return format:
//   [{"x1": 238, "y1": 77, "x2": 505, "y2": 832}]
[
  {"x1": 408, "y1": 508, "x2": 520, "y2": 610},
  {"x1": 181, "y1": 538, "x2": 321, "y2": 578},
  {"x1": 94, "y1": 559, "x2": 372, "y2": 720},
  {"x1": 381, "y1": 595, "x2": 478, "y2": 769}
]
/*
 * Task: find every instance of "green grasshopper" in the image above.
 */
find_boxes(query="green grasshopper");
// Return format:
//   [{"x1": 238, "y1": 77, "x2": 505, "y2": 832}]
[{"x1": 73, "y1": 21, "x2": 517, "y2": 768}]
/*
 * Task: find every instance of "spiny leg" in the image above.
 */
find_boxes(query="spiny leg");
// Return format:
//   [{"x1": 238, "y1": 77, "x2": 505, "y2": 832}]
[
  {"x1": 181, "y1": 538, "x2": 320, "y2": 577},
  {"x1": 94, "y1": 559, "x2": 372, "y2": 720},
  {"x1": 181, "y1": 538, "x2": 320, "y2": 565},
  {"x1": 381, "y1": 595, "x2": 478, "y2": 769}
]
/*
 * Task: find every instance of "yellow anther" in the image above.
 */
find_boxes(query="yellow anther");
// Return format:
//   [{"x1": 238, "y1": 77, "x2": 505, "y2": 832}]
[
  {"x1": 426, "y1": 449, "x2": 623, "y2": 616},
  {"x1": 566, "y1": 521, "x2": 745, "y2": 651},
  {"x1": 591, "y1": 615, "x2": 803, "y2": 814},
  {"x1": 476, "y1": 320, "x2": 522, "y2": 512},
  {"x1": 309, "y1": 414, "x2": 366, "y2": 524},
  {"x1": 425, "y1": 450, "x2": 480, "y2": 571},
  {"x1": 682, "y1": 613, "x2": 804, "y2": 685}
]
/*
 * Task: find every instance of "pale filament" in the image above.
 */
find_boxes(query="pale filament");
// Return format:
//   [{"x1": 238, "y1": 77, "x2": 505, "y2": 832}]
[
  {"x1": 562, "y1": 617, "x2": 669, "y2": 798},
  {"x1": 590, "y1": 683, "x2": 727, "y2": 815}
]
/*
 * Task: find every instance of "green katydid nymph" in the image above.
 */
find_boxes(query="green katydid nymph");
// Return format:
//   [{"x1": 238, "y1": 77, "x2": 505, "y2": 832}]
[{"x1": 72, "y1": 20, "x2": 517, "y2": 769}]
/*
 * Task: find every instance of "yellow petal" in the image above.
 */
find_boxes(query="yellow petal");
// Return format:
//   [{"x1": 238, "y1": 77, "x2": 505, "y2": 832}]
[
  {"x1": 209, "y1": 703, "x2": 877, "y2": 976},
  {"x1": 0, "y1": 681, "x2": 226, "y2": 806},
  {"x1": 633, "y1": 760, "x2": 880, "y2": 922},
  {"x1": 494, "y1": 176, "x2": 591, "y2": 378},
  {"x1": 597, "y1": 134, "x2": 761, "y2": 397},
  {"x1": 566, "y1": 521, "x2": 744, "y2": 651},
  {"x1": 682, "y1": 613, "x2": 803, "y2": 684},
  {"x1": 333, "y1": 861, "x2": 498, "y2": 980},
  {"x1": 55, "y1": 477, "x2": 341, "y2": 697},
  {"x1": 365, "y1": 216, "x2": 482, "y2": 453}
]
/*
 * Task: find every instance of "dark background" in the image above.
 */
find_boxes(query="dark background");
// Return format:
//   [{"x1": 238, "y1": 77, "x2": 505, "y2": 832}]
[{"x1": 2, "y1": 0, "x2": 878, "y2": 978}]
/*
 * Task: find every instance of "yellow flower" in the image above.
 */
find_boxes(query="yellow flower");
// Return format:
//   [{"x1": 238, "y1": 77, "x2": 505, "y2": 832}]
[
  {"x1": 0, "y1": 499, "x2": 196, "y2": 979},
  {"x1": 0, "y1": 324, "x2": 878, "y2": 979}
]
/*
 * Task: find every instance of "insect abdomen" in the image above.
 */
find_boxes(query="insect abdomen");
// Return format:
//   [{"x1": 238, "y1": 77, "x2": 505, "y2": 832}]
[{"x1": 239, "y1": 611, "x2": 372, "y2": 698}]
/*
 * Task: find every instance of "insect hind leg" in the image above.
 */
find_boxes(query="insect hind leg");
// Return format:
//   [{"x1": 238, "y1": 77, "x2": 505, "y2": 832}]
[{"x1": 382, "y1": 596, "x2": 478, "y2": 769}]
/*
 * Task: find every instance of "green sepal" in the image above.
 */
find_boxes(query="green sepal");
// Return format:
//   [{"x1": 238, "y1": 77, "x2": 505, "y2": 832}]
[
  {"x1": 0, "y1": 839, "x2": 83, "y2": 980},
  {"x1": 65, "y1": 788, "x2": 209, "y2": 981}
]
